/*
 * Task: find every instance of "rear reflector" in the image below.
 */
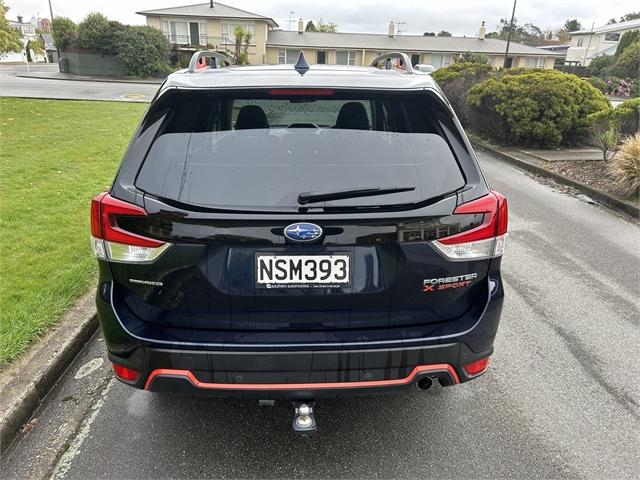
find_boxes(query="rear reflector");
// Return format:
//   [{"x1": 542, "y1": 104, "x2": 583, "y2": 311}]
[
  {"x1": 91, "y1": 193, "x2": 170, "y2": 263},
  {"x1": 112, "y1": 363, "x2": 140, "y2": 382},
  {"x1": 463, "y1": 357, "x2": 490, "y2": 377},
  {"x1": 432, "y1": 191, "x2": 508, "y2": 261}
]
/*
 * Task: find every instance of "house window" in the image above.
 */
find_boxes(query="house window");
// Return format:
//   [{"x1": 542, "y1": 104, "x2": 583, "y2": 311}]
[
  {"x1": 336, "y1": 50, "x2": 356, "y2": 65},
  {"x1": 604, "y1": 32, "x2": 621, "y2": 42},
  {"x1": 576, "y1": 37, "x2": 584, "y2": 47},
  {"x1": 317, "y1": 50, "x2": 326, "y2": 64},
  {"x1": 537, "y1": 57, "x2": 546, "y2": 68},
  {"x1": 430, "y1": 54, "x2": 453, "y2": 69},
  {"x1": 277, "y1": 49, "x2": 300, "y2": 64},
  {"x1": 161, "y1": 20, "x2": 191, "y2": 44},
  {"x1": 411, "y1": 54, "x2": 420, "y2": 66},
  {"x1": 221, "y1": 23, "x2": 255, "y2": 44},
  {"x1": 525, "y1": 57, "x2": 537, "y2": 68}
]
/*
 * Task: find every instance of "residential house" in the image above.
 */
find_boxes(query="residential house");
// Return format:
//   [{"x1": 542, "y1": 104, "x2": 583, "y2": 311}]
[
  {"x1": 266, "y1": 20, "x2": 556, "y2": 68},
  {"x1": 565, "y1": 18, "x2": 640, "y2": 66},
  {"x1": 136, "y1": 1, "x2": 278, "y2": 64}
]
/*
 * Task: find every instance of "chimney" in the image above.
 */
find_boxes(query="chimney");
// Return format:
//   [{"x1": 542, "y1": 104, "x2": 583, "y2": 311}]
[
  {"x1": 298, "y1": 18, "x2": 304, "y2": 34},
  {"x1": 17, "y1": 15, "x2": 23, "y2": 23},
  {"x1": 478, "y1": 21, "x2": 486, "y2": 40},
  {"x1": 209, "y1": 0, "x2": 214, "y2": 8},
  {"x1": 388, "y1": 21, "x2": 396, "y2": 37}
]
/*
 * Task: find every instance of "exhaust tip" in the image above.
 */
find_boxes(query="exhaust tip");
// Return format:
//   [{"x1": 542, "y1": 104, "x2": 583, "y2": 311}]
[{"x1": 416, "y1": 377, "x2": 433, "y2": 391}]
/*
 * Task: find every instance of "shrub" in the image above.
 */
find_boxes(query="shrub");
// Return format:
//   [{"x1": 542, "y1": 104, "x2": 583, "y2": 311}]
[
  {"x1": 616, "y1": 30, "x2": 640, "y2": 57},
  {"x1": 610, "y1": 78, "x2": 633, "y2": 97},
  {"x1": 608, "y1": 132, "x2": 640, "y2": 196},
  {"x1": 431, "y1": 62, "x2": 493, "y2": 125},
  {"x1": 586, "y1": 77, "x2": 608, "y2": 94},
  {"x1": 51, "y1": 16, "x2": 77, "y2": 50},
  {"x1": 614, "y1": 97, "x2": 640, "y2": 134},
  {"x1": 596, "y1": 127, "x2": 620, "y2": 160},
  {"x1": 467, "y1": 70, "x2": 610, "y2": 146},
  {"x1": 586, "y1": 54, "x2": 615, "y2": 76},
  {"x1": 454, "y1": 52, "x2": 490, "y2": 65},
  {"x1": 611, "y1": 41, "x2": 640, "y2": 79},
  {"x1": 113, "y1": 25, "x2": 172, "y2": 77},
  {"x1": 76, "y1": 12, "x2": 110, "y2": 51}
]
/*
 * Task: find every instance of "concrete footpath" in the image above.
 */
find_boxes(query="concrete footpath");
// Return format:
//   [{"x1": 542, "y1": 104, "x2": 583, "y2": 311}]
[{"x1": 470, "y1": 136, "x2": 639, "y2": 218}]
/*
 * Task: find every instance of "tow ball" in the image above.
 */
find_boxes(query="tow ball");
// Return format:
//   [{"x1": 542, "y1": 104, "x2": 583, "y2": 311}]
[{"x1": 292, "y1": 401, "x2": 317, "y2": 433}]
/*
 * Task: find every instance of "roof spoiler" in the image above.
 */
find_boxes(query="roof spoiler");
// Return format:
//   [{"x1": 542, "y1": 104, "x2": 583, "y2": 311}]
[
  {"x1": 188, "y1": 50, "x2": 234, "y2": 73},
  {"x1": 370, "y1": 52, "x2": 414, "y2": 74}
]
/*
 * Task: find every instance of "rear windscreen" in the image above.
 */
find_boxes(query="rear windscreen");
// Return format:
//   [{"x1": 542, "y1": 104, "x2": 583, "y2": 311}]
[{"x1": 135, "y1": 91, "x2": 466, "y2": 210}]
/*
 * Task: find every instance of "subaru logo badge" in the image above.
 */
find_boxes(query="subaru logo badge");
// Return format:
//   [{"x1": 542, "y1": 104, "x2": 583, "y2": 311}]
[{"x1": 284, "y1": 223, "x2": 323, "y2": 243}]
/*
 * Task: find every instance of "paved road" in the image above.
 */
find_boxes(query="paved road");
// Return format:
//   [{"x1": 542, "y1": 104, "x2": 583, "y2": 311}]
[
  {"x1": 2, "y1": 151, "x2": 639, "y2": 479},
  {"x1": 0, "y1": 65, "x2": 158, "y2": 103}
]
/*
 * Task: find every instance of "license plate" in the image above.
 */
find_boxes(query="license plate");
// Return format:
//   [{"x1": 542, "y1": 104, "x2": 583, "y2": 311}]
[{"x1": 256, "y1": 254, "x2": 350, "y2": 288}]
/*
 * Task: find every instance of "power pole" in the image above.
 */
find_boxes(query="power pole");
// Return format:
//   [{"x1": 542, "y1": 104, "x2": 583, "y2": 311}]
[
  {"x1": 47, "y1": 0, "x2": 59, "y2": 60},
  {"x1": 503, "y1": 0, "x2": 517, "y2": 68}
]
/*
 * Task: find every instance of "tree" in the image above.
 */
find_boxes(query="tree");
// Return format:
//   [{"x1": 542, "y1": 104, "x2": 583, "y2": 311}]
[
  {"x1": 437, "y1": 30, "x2": 452, "y2": 37},
  {"x1": 619, "y1": 12, "x2": 640, "y2": 22},
  {"x1": 563, "y1": 19, "x2": 581, "y2": 32},
  {"x1": 423, "y1": 31, "x2": 435, "y2": 36},
  {"x1": 0, "y1": 0, "x2": 22, "y2": 55},
  {"x1": 76, "y1": 12, "x2": 110, "y2": 51},
  {"x1": 112, "y1": 25, "x2": 171, "y2": 77},
  {"x1": 486, "y1": 18, "x2": 545, "y2": 46},
  {"x1": 616, "y1": 30, "x2": 640, "y2": 57},
  {"x1": 51, "y1": 16, "x2": 76, "y2": 50},
  {"x1": 454, "y1": 52, "x2": 490, "y2": 64},
  {"x1": 305, "y1": 20, "x2": 317, "y2": 32},
  {"x1": 316, "y1": 18, "x2": 338, "y2": 33}
]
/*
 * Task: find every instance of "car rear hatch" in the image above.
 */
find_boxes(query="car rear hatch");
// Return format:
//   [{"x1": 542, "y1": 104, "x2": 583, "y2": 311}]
[{"x1": 94, "y1": 89, "x2": 506, "y2": 347}]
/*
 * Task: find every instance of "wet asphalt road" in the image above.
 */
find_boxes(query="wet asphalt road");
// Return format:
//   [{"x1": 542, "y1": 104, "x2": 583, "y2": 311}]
[
  {"x1": 2, "y1": 150, "x2": 639, "y2": 479},
  {"x1": 0, "y1": 65, "x2": 158, "y2": 103}
]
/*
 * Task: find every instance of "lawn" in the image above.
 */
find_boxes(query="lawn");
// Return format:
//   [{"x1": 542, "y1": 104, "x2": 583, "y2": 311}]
[{"x1": 0, "y1": 98, "x2": 145, "y2": 369}]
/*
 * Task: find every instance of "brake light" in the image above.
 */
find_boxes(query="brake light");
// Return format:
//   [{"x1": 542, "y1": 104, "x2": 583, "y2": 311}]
[
  {"x1": 432, "y1": 191, "x2": 508, "y2": 260},
  {"x1": 463, "y1": 357, "x2": 490, "y2": 377},
  {"x1": 91, "y1": 193, "x2": 170, "y2": 263},
  {"x1": 268, "y1": 88, "x2": 335, "y2": 96},
  {"x1": 112, "y1": 363, "x2": 140, "y2": 382}
]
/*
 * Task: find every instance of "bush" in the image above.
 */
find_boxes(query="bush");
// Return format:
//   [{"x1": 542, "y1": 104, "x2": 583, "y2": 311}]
[
  {"x1": 586, "y1": 77, "x2": 608, "y2": 94},
  {"x1": 431, "y1": 62, "x2": 493, "y2": 125},
  {"x1": 51, "y1": 17, "x2": 77, "y2": 50},
  {"x1": 608, "y1": 132, "x2": 640, "y2": 196},
  {"x1": 76, "y1": 12, "x2": 110, "y2": 51},
  {"x1": 113, "y1": 25, "x2": 172, "y2": 77},
  {"x1": 611, "y1": 41, "x2": 640, "y2": 79},
  {"x1": 467, "y1": 70, "x2": 610, "y2": 146},
  {"x1": 614, "y1": 97, "x2": 640, "y2": 134},
  {"x1": 616, "y1": 30, "x2": 640, "y2": 57},
  {"x1": 586, "y1": 54, "x2": 615, "y2": 76},
  {"x1": 454, "y1": 52, "x2": 490, "y2": 65}
]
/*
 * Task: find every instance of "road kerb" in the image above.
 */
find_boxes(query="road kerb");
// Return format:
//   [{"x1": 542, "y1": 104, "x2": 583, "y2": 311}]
[
  {"x1": 471, "y1": 138, "x2": 639, "y2": 218},
  {"x1": 0, "y1": 292, "x2": 98, "y2": 454}
]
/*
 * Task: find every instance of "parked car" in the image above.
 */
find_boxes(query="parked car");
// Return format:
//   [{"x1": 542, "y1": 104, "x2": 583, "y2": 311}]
[{"x1": 91, "y1": 52, "x2": 507, "y2": 430}]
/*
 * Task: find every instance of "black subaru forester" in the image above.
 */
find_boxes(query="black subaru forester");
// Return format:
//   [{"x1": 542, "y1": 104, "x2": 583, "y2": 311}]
[{"x1": 91, "y1": 52, "x2": 507, "y2": 410}]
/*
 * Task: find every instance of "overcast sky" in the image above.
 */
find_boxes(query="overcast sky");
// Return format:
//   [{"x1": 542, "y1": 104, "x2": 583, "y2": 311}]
[{"x1": 6, "y1": 0, "x2": 639, "y2": 36}]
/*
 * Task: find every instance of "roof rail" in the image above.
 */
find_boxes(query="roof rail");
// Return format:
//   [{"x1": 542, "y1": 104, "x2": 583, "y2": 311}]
[
  {"x1": 370, "y1": 52, "x2": 414, "y2": 74},
  {"x1": 188, "y1": 50, "x2": 233, "y2": 73}
]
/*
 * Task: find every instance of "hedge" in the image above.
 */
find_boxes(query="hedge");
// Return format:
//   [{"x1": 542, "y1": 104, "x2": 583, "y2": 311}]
[{"x1": 467, "y1": 70, "x2": 610, "y2": 146}]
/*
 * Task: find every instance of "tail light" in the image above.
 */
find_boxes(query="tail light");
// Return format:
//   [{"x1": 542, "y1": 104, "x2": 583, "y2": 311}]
[
  {"x1": 91, "y1": 193, "x2": 170, "y2": 263},
  {"x1": 432, "y1": 191, "x2": 507, "y2": 261}
]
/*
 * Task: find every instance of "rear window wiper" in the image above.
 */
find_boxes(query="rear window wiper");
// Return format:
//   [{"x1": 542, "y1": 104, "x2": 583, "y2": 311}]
[{"x1": 298, "y1": 186, "x2": 416, "y2": 205}]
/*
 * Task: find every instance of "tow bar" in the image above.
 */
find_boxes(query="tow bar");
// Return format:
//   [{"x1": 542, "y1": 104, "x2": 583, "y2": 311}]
[{"x1": 292, "y1": 401, "x2": 317, "y2": 433}]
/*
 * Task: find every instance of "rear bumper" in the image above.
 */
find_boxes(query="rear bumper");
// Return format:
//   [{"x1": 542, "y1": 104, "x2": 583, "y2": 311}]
[{"x1": 108, "y1": 342, "x2": 491, "y2": 399}]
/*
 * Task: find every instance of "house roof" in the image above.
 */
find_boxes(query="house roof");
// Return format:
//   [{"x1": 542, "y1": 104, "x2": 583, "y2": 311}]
[
  {"x1": 136, "y1": 2, "x2": 278, "y2": 27},
  {"x1": 266, "y1": 30, "x2": 556, "y2": 56},
  {"x1": 570, "y1": 18, "x2": 640, "y2": 35}
]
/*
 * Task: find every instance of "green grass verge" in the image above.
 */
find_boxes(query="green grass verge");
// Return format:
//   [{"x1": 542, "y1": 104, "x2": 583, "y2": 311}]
[{"x1": 0, "y1": 98, "x2": 145, "y2": 369}]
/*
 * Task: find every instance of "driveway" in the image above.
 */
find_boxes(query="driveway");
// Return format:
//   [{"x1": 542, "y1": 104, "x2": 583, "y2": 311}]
[{"x1": 2, "y1": 150, "x2": 639, "y2": 479}]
